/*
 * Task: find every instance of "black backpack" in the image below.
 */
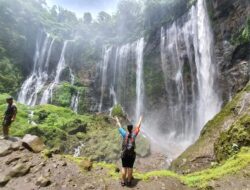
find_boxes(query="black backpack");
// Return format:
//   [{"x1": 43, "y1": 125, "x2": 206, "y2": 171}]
[{"x1": 121, "y1": 134, "x2": 136, "y2": 157}]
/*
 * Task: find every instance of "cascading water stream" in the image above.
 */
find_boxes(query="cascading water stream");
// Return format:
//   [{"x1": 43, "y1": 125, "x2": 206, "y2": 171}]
[
  {"x1": 40, "y1": 41, "x2": 69, "y2": 104},
  {"x1": 98, "y1": 46, "x2": 113, "y2": 112},
  {"x1": 18, "y1": 34, "x2": 54, "y2": 106},
  {"x1": 135, "y1": 38, "x2": 144, "y2": 121},
  {"x1": 195, "y1": 0, "x2": 221, "y2": 129},
  {"x1": 159, "y1": 0, "x2": 221, "y2": 147},
  {"x1": 69, "y1": 68, "x2": 75, "y2": 85},
  {"x1": 71, "y1": 91, "x2": 80, "y2": 113},
  {"x1": 98, "y1": 38, "x2": 144, "y2": 121}
]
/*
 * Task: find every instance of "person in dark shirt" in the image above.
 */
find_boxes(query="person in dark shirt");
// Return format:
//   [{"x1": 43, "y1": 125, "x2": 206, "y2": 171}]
[
  {"x1": 2, "y1": 97, "x2": 17, "y2": 139},
  {"x1": 116, "y1": 116, "x2": 143, "y2": 187}
]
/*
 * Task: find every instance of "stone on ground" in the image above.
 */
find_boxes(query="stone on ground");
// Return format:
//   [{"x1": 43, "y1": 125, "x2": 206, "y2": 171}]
[
  {"x1": 36, "y1": 176, "x2": 51, "y2": 187},
  {"x1": 0, "y1": 140, "x2": 12, "y2": 157},
  {"x1": 22, "y1": 134, "x2": 45, "y2": 153},
  {"x1": 8, "y1": 163, "x2": 31, "y2": 177},
  {"x1": 0, "y1": 174, "x2": 11, "y2": 187}
]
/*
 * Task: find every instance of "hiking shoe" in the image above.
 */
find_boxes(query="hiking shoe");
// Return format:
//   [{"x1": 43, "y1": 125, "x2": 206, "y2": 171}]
[
  {"x1": 127, "y1": 181, "x2": 132, "y2": 187},
  {"x1": 121, "y1": 181, "x2": 126, "y2": 186}
]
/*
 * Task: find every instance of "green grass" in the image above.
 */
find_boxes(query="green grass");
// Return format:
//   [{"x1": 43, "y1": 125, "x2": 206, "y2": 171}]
[
  {"x1": 0, "y1": 93, "x2": 150, "y2": 161},
  {"x1": 68, "y1": 147, "x2": 250, "y2": 188},
  {"x1": 182, "y1": 147, "x2": 250, "y2": 188}
]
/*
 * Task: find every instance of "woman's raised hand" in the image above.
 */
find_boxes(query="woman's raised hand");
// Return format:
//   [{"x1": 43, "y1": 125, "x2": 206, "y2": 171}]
[
  {"x1": 137, "y1": 116, "x2": 143, "y2": 128},
  {"x1": 115, "y1": 117, "x2": 121, "y2": 127}
]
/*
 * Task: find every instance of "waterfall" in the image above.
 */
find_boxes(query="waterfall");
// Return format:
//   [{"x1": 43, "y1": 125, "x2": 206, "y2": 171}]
[
  {"x1": 98, "y1": 46, "x2": 113, "y2": 112},
  {"x1": 115, "y1": 43, "x2": 131, "y2": 108},
  {"x1": 69, "y1": 68, "x2": 75, "y2": 85},
  {"x1": 195, "y1": 0, "x2": 221, "y2": 128},
  {"x1": 97, "y1": 38, "x2": 144, "y2": 119},
  {"x1": 18, "y1": 34, "x2": 54, "y2": 106},
  {"x1": 159, "y1": 0, "x2": 221, "y2": 144},
  {"x1": 110, "y1": 48, "x2": 120, "y2": 106},
  {"x1": 135, "y1": 38, "x2": 144, "y2": 121},
  {"x1": 73, "y1": 142, "x2": 84, "y2": 157},
  {"x1": 71, "y1": 91, "x2": 80, "y2": 113},
  {"x1": 40, "y1": 41, "x2": 69, "y2": 104}
]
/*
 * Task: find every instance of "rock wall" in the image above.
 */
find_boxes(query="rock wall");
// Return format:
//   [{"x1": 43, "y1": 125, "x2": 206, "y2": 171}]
[{"x1": 208, "y1": 0, "x2": 250, "y2": 102}]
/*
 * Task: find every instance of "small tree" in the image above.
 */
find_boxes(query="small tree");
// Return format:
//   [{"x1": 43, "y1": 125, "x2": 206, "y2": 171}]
[
  {"x1": 111, "y1": 104, "x2": 125, "y2": 118},
  {"x1": 83, "y1": 12, "x2": 92, "y2": 24}
]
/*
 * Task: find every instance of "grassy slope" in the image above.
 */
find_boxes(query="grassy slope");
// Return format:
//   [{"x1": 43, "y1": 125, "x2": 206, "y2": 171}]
[{"x1": 0, "y1": 94, "x2": 150, "y2": 162}]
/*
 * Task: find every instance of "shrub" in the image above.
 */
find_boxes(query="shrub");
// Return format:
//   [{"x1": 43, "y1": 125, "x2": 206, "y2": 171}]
[{"x1": 111, "y1": 104, "x2": 125, "y2": 118}]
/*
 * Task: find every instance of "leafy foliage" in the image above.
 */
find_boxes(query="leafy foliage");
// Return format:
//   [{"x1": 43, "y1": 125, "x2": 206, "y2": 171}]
[
  {"x1": 231, "y1": 18, "x2": 250, "y2": 45},
  {"x1": 0, "y1": 57, "x2": 22, "y2": 94}
]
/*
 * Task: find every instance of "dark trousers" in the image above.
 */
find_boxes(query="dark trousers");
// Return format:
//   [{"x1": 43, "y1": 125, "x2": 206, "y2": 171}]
[{"x1": 2, "y1": 119, "x2": 11, "y2": 137}]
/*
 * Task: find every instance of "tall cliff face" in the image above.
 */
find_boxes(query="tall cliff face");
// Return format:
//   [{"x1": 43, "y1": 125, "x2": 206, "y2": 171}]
[{"x1": 208, "y1": 0, "x2": 250, "y2": 101}]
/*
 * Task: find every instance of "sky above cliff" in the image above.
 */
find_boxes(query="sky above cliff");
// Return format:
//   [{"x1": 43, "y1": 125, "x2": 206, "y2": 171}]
[{"x1": 46, "y1": 0, "x2": 119, "y2": 18}]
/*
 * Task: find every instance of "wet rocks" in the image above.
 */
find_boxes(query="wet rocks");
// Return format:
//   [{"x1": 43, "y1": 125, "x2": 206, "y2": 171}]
[{"x1": 22, "y1": 134, "x2": 45, "y2": 153}]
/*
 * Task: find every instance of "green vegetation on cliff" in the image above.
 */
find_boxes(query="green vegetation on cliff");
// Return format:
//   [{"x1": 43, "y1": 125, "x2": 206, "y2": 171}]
[
  {"x1": 0, "y1": 57, "x2": 22, "y2": 95},
  {"x1": 215, "y1": 114, "x2": 250, "y2": 161},
  {"x1": 232, "y1": 18, "x2": 250, "y2": 45}
]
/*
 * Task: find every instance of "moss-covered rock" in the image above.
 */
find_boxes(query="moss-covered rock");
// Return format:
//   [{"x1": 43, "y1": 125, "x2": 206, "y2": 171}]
[{"x1": 215, "y1": 114, "x2": 250, "y2": 161}]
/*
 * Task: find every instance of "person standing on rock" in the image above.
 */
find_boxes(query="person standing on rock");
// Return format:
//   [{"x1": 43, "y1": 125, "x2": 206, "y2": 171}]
[
  {"x1": 116, "y1": 116, "x2": 143, "y2": 187},
  {"x1": 1, "y1": 97, "x2": 17, "y2": 139}
]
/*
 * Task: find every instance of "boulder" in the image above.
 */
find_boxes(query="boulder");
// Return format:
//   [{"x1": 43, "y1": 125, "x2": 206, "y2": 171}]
[
  {"x1": 22, "y1": 134, "x2": 45, "y2": 153},
  {"x1": 36, "y1": 176, "x2": 51, "y2": 187},
  {"x1": 0, "y1": 174, "x2": 11, "y2": 187},
  {"x1": 11, "y1": 141, "x2": 22, "y2": 151},
  {"x1": 8, "y1": 163, "x2": 30, "y2": 177},
  {"x1": 0, "y1": 140, "x2": 12, "y2": 157}
]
